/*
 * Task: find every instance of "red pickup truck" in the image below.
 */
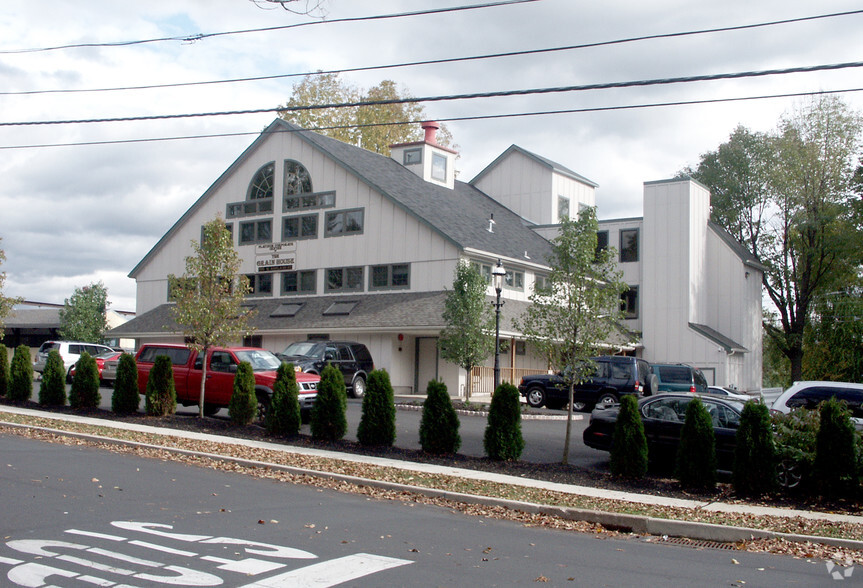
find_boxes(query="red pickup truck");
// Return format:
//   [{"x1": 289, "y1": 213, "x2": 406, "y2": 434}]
[{"x1": 135, "y1": 344, "x2": 319, "y2": 418}]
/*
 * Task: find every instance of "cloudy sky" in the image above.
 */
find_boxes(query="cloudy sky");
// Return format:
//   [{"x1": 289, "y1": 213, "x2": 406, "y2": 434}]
[{"x1": 1, "y1": 0, "x2": 861, "y2": 312}]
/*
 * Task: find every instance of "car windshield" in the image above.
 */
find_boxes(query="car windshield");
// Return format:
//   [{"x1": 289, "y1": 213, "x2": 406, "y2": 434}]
[
  {"x1": 281, "y1": 342, "x2": 323, "y2": 358},
  {"x1": 235, "y1": 350, "x2": 282, "y2": 371}
]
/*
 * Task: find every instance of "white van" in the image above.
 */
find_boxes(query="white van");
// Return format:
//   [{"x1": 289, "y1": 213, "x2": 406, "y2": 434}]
[
  {"x1": 771, "y1": 381, "x2": 863, "y2": 427},
  {"x1": 34, "y1": 340, "x2": 114, "y2": 379}
]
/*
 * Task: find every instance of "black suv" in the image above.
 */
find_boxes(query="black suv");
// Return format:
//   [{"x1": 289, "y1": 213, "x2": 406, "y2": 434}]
[
  {"x1": 518, "y1": 356, "x2": 654, "y2": 411},
  {"x1": 277, "y1": 341, "x2": 374, "y2": 398}
]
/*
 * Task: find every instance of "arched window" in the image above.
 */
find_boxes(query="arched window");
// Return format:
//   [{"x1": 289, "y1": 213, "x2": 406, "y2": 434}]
[
  {"x1": 284, "y1": 160, "x2": 313, "y2": 196},
  {"x1": 247, "y1": 162, "x2": 275, "y2": 200}
]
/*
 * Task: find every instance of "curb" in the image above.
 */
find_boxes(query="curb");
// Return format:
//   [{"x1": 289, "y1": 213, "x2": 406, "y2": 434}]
[
  {"x1": 394, "y1": 403, "x2": 583, "y2": 421},
  {"x1": 3, "y1": 420, "x2": 860, "y2": 552}
]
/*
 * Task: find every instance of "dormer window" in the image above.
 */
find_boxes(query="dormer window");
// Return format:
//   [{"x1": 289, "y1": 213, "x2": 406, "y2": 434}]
[
  {"x1": 431, "y1": 153, "x2": 447, "y2": 182},
  {"x1": 403, "y1": 149, "x2": 422, "y2": 165}
]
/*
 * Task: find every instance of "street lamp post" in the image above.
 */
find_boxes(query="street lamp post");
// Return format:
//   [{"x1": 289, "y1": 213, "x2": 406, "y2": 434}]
[{"x1": 491, "y1": 259, "x2": 506, "y2": 392}]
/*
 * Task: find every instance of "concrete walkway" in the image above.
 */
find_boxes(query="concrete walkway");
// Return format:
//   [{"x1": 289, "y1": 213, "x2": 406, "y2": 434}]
[{"x1": 2, "y1": 404, "x2": 862, "y2": 550}]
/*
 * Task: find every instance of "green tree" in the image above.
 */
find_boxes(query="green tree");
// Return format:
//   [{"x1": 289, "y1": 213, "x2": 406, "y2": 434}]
[
  {"x1": 357, "y1": 369, "x2": 397, "y2": 447},
  {"x1": 815, "y1": 397, "x2": 859, "y2": 497},
  {"x1": 146, "y1": 355, "x2": 177, "y2": 416},
  {"x1": 112, "y1": 353, "x2": 140, "y2": 415},
  {"x1": 310, "y1": 364, "x2": 348, "y2": 441},
  {"x1": 0, "y1": 343, "x2": 8, "y2": 397},
  {"x1": 676, "y1": 396, "x2": 717, "y2": 491},
  {"x1": 170, "y1": 216, "x2": 254, "y2": 417},
  {"x1": 69, "y1": 352, "x2": 100, "y2": 409},
  {"x1": 8, "y1": 344, "x2": 33, "y2": 402},
  {"x1": 0, "y1": 239, "x2": 23, "y2": 338},
  {"x1": 609, "y1": 394, "x2": 648, "y2": 479},
  {"x1": 419, "y1": 380, "x2": 461, "y2": 454},
  {"x1": 438, "y1": 262, "x2": 494, "y2": 402},
  {"x1": 59, "y1": 282, "x2": 109, "y2": 343},
  {"x1": 483, "y1": 382, "x2": 524, "y2": 461},
  {"x1": 803, "y1": 286, "x2": 863, "y2": 383},
  {"x1": 733, "y1": 401, "x2": 777, "y2": 496},
  {"x1": 266, "y1": 362, "x2": 301, "y2": 437},
  {"x1": 685, "y1": 97, "x2": 863, "y2": 382},
  {"x1": 39, "y1": 349, "x2": 67, "y2": 406},
  {"x1": 517, "y1": 208, "x2": 628, "y2": 464},
  {"x1": 280, "y1": 73, "x2": 454, "y2": 156},
  {"x1": 228, "y1": 361, "x2": 258, "y2": 426}
]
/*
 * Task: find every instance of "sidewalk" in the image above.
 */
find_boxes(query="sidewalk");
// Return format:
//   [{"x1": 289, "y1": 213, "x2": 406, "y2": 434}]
[{"x1": 1, "y1": 404, "x2": 861, "y2": 550}]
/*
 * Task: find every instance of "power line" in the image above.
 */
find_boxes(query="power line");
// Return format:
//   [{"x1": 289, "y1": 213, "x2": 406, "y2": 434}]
[
  {"x1": 4, "y1": 8, "x2": 861, "y2": 97},
  {"x1": 3, "y1": 87, "x2": 861, "y2": 151},
  {"x1": 0, "y1": 0, "x2": 538, "y2": 55},
  {"x1": 3, "y1": 60, "x2": 861, "y2": 127}
]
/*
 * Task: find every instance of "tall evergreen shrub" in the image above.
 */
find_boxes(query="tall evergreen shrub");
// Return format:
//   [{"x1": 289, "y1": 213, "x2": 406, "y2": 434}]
[
  {"x1": 676, "y1": 396, "x2": 717, "y2": 490},
  {"x1": 357, "y1": 369, "x2": 397, "y2": 447},
  {"x1": 733, "y1": 401, "x2": 776, "y2": 495},
  {"x1": 609, "y1": 394, "x2": 648, "y2": 478},
  {"x1": 145, "y1": 355, "x2": 177, "y2": 416},
  {"x1": 229, "y1": 361, "x2": 258, "y2": 426},
  {"x1": 39, "y1": 349, "x2": 67, "y2": 406},
  {"x1": 815, "y1": 397, "x2": 859, "y2": 497},
  {"x1": 69, "y1": 352, "x2": 100, "y2": 409},
  {"x1": 0, "y1": 343, "x2": 8, "y2": 397},
  {"x1": 310, "y1": 364, "x2": 348, "y2": 441},
  {"x1": 483, "y1": 383, "x2": 524, "y2": 460},
  {"x1": 266, "y1": 362, "x2": 301, "y2": 437},
  {"x1": 7, "y1": 344, "x2": 33, "y2": 402},
  {"x1": 419, "y1": 380, "x2": 461, "y2": 454},
  {"x1": 112, "y1": 353, "x2": 140, "y2": 414}
]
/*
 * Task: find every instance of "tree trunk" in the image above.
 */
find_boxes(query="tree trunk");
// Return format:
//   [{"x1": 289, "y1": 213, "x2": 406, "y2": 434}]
[
  {"x1": 198, "y1": 346, "x2": 209, "y2": 418},
  {"x1": 787, "y1": 342, "x2": 804, "y2": 384},
  {"x1": 465, "y1": 365, "x2": 472, "y2": 403},
  {"x1": 562, "y1": 382, "x2": 574, "y2": 464}
]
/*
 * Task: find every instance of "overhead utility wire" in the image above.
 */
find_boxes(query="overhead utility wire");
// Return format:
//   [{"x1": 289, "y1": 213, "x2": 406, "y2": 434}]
[
  {"x1": 2, "y1": 60, "x2": 861, "y2": 127},
  {"x1": 5, "y1": 8, "x2": 861, "y2": 96},
  {"x1": 0, "y1": 0, "x2": 538, "y2": 55},
  {"x1": 3, "y1": 87, "x2": 861, "y2": 151}
]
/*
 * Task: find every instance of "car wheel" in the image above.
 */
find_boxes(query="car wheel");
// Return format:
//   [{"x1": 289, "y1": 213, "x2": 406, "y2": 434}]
[
  {"x1": 644, "y1": 374, "x2": 658, "y2": 396},
  {"x1": 596, "y1": 392, "x2": 618, "y2": 408},
  {"x1": 526, "y1": 387, "x2": 546, "y2": 409},
  {"x1": 202, "y1": 403, "x2": 220, "y2": 417},
  {"x1": 777, "y1": 458, "x2": 803, "y2": 489},
  {"x1": 350, "y1": 375, "x2": 366, "y2": 399},
  {"x1": 572, "y1": 401, "x2": 588, "y2": 412},
  {"x1": 255, "y1": 393, "x2": 271, "y2": 424}
]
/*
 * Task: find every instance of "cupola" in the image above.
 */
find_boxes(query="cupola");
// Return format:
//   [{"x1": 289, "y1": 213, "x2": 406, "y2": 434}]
[{"x1": 390, "y1": 121, "x2": 458, "y2": 189}]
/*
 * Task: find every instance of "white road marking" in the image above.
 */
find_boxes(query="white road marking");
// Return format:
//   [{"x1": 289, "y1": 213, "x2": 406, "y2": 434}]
[
  {"x1": 129, "y1": 540, "x2": 198, "y2": 557},
  {"x1": 236, "y1": 553, "x2": 413, "y2": 588},
  {"x1": 111, "y1": 522, "x2": 211, "y2": 543},
  {"x1": 66, "y1": 529, "x2": 126, "y2": 542},
  {"x1": 200, "y1": 556, "x2": 285, "y2": 575},
  {"x1": 200, "y1": 538, "x2": 315, "y2": 560}
]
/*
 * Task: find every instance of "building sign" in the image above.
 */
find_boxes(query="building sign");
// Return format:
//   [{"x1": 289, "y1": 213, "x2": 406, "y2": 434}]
[{"x1": 256, "y1": 241, "x2": 297, "y2": 273}]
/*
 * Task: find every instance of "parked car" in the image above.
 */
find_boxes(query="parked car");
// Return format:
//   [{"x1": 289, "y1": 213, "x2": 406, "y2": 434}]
[
  {"x1": 277, "y1": 341, "x2": 374, "y2": 398},
  {"x1": 34, "y1": 340, "x2": 115, "y2": 381},
  {"x1": 69, "y1": 351, "x2": 123, "y2": 384},
  {"x1": 100, "y1": 353, "x2": 128, "y2": 383},
  {"x1": 707, "y1": 386, "x2": 752, "y2": 402},
  {"x1": 770, "y1": 381, "x2": 863, "y2": 427},
  {"x1": 518, "y1": 356, "x2": 655, "y2": 411},
  {"x1": 135, "y1": 344, "x2": 320, "y2": 419},
  {"x1": 651, "y1": 363, "x2": 709, "y2": 394},
  {"x1": 583, "y1": 392, "x2": 744, "y2": 471}
]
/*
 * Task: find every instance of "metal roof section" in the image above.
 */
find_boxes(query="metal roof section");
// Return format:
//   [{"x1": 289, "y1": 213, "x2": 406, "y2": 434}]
[
  {"x1": 469, "y1": 144, "x2": 599, "y2": 188},
  {"x1": 689, "y1": 322, "x2": 749, "y2": 354}
]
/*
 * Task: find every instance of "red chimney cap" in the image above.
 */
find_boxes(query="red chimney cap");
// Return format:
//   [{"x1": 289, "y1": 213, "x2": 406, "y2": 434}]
[{"x1": 421, "y1": 121, "x2": 440, "y2": 145}]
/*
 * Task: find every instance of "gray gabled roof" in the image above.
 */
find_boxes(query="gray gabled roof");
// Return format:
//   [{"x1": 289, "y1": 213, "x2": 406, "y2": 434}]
[
  {"x1": 131, "y1": 120, "x2": 554, "y2": 278},
  {"x1": 469, "y1": 144, "x2": 599, "y2": 188}
]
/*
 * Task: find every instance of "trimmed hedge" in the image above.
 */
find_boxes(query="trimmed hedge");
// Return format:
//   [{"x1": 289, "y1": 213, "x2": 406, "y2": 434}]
[
  {"x1": 7, "y1": 344, "x2": 33, "y2": 402},
  {"x1": 733, "y1": 401, "x2": 776, "y2": 496},
  {"x1": 145, "y1": 355, "x2": 177, "y2": 416},
  {"x1": 311, "y1": 364, "x2": 348, "y2": 441},
  {"x1": 815, "y1": 397, "x2": 859, "y2": 497},
  {"x1": 0, "y1": 343, "x2": 8, "y2": 397},
  {"x1": 676, "y1": 396, "x2": 717, "y2": 490},
  {"x1": 266, "y1": 362, "x2": 301, "y2": 437},
  {"x1": 357, "y1": 369, "x2": 396, "y2": 447},
  {"x1": 609, "y1": 394, "x2": 648, "y2": 479},
  {"x1": 419, "y1": 380, "x2": 461, "y2": 454},
  {"x1": 229, "y1": 361, "x2": 258, "y2": 426},
  {"x1": 111, "y1": 353, "x2": 140, "y2": 415},
  {"x1": 39, "y1": 349, "x2": 67, "y2": 406},
  {"x1": 483, "y1": 383, "x2": 524, "y2": 460},
  {"x1": 69, "y1": 352, "x2": 101, "y2": 409}
]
